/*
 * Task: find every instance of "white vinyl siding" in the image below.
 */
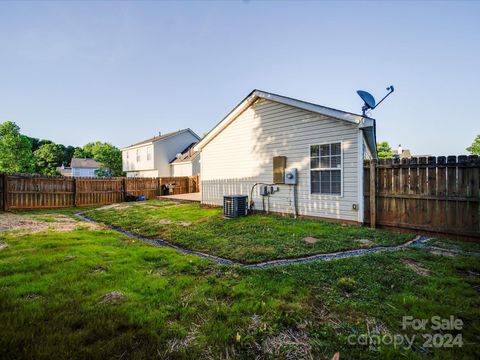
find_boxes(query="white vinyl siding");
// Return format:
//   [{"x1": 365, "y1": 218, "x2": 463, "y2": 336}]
[
  {"x1": 72, "y1": 168, "x2": 98, "y2": 177},
  {"x1": 122, "y1": 130, "x2": 200, "y2": 177},
  {"x1": 170, "y1": 155, "x2": 200, "y2": 177},
  {"x1": 201, "y1": 98, "x2": 361, "y2": 222}
]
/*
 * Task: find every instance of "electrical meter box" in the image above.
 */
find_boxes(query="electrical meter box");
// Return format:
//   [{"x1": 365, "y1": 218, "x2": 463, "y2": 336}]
[{"x1": 284, "y1": 168, "x2": 297, "y2": 185}]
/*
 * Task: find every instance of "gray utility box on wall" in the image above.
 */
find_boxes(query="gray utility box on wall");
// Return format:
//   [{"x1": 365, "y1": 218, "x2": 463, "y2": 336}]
[
  {"x1": 284, "y1": 168, "x2": 297, "y2": 185},
  {"x1": 223, "y1": 195, "x2": 248, "y2": 218}
]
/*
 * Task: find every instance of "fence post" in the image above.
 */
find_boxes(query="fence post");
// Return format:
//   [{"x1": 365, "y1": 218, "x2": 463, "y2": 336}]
[
  {"x1": 370, "y1": 159, "x2": 376, "y2": 228},
  {"x1": 1, "y1": 174, "x2": 5, "y2": 211},
  {"x1": 4, "y1": 174, "x2": 9, "y2": 211},
  {"x1": 73, "y1": 178, "x2": 77, "y2": 207}
]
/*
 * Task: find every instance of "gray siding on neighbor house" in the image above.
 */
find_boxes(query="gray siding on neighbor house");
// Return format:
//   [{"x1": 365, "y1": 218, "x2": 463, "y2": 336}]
[{"x1": 200, "y1": 98, "x2": 362, "y2": 222}]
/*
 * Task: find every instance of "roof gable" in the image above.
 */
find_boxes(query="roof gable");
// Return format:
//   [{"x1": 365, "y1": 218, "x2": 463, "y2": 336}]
[{"x1": 195, "y1": 89, "x2": 374, "y2": 152}]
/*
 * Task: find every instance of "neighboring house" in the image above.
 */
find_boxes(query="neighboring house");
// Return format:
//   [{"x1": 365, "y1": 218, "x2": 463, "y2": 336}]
[
  {"x1": 57, "y1": 164, "x2": 72, "y2": 177},
  {"x1": 122, "y1": 129, "x2": 200, "y2": 178},
  {"x1": 70, "y1": 158, "x2": 102, "y2": 177},
  {"x1": 194, "y1": 90, "x2": 377, "y2": 224},
  {"x1": 170, "y1": 142, "x2": 200, "y2": 177},
  {"x1": 394, "y1": 144, "x2": 430, "y2": 159}
]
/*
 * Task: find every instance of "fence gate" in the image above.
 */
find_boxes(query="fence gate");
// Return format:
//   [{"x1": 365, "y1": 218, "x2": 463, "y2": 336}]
[{"x1": 365, "y1": 156, "x2": 480, "y2": 238}]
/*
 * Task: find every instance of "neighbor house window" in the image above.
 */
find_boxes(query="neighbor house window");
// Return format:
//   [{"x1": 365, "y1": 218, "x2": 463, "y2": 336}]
[
  {"x1": 147, "y1": 147, "x2": 152, "y2": 161},
  {"x1": 310, "y1": 142, "x2": 342, "y2": 195},
  {"x1": 136, "y1": 149, "x2": 140, "y2": 162}
]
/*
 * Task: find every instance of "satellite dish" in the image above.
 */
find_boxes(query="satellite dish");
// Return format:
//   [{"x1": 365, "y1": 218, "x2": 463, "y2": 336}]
[
  {"x1": 356, "y1": 85, "x2": 394, "y2": 116},
  {"x1": 357, "y1": 91, "x2": 376, "y2": 110}
]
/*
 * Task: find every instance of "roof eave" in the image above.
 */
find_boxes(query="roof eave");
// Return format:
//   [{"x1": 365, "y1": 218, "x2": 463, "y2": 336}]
[
  {"x1": 359, "y1": 119, "x2": 377, "y2": 159},
  {"x1": 195, "y1": 89, "x2": 370, "y2": 151},
  {"x1": 123, "y1": 128, "x2": 200, "y2": 151}
]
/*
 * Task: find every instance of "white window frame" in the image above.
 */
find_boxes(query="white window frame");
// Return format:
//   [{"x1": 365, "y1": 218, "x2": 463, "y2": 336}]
[
  {"x1": 146, "y1": 147, "x2": 152, "y2": 161},
  {"x1": 136, "y1": 149, "x2": 141, "y2": 163},
  {"x1": 309, "y1": 141, "x2": 343, "y2": 197}
]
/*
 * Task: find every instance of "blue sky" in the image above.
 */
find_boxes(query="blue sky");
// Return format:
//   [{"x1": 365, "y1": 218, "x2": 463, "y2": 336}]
[{"x1": 0, "y1": 0, "x2": 478, "y2": 155}]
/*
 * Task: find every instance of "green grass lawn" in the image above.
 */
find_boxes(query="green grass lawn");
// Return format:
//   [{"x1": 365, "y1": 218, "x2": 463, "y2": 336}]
[
  {"x1": 85, "y1": 201, "x2": 413, "y2": 263},
  {"x1": 1, "y1": 205, "x2": 479, "y2": 359}
]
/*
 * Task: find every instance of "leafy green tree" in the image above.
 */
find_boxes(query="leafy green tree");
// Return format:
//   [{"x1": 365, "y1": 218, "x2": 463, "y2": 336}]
[
  {"x1": 33, "y1": 143, "x2": 65, "y2": 175},
  {"x1": 466, "y1": 135, "x2": 480, "y2": 155},
  {"x1": 73, "y1": 146, "x2": 93, "y2": 159},
  {"x1": 377, "y1": 141, "x2": 394, "y2": 159},
  {"x1": 0, "y1": 121, "x2": 35, "y2": 173},
  {"x1": 56, "y1": 144, "x2": 75, "y2": 166},
  {"x1": 28, "y1": 137, "x2": 52, "y2": 152},
  {"x1": 81, "y1": 141, "x2": 124, "y2": 176}
]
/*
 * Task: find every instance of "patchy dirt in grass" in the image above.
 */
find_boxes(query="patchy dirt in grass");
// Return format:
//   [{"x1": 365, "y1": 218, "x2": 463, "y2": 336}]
[
  {"x1": 92, "y1": 265, "x2": 107, "y2": 273},
  {"x1": 354, "y1": 239, "x2": 374, "y2": 248},
  {"x1": 428, "y1": 249, "x2": 456, "y2": 257},
  {"x1": 261, "y1": 327, "x2": 312, "y2": 359},
  {"x1": 0, "y1": 213, "x2": 103, "y2": 235},
  {"x1": 303, "y1": 236, "x2": 319, "y2": 244},
  {"x1": 0, "y1": 242, "x2": 7, "y2": 250},
  {"x1": 23, "y1": 294, "x2": 43, "y2": 300},
  {"x1": 402, "y1": 259, "x2": 431, "y2": 276},
  {"x1": 99, "y1": 291, "x2": 125, "y2": 304},
  {"x1": 166, "y1": 324, "x2": 200, "y2": 354},
  {"x1": 156, "y1": 219, "x2": 191, "y2": 227},
  {"x1": 96, "y1": 203, "x2": 131, "y2": 211}
]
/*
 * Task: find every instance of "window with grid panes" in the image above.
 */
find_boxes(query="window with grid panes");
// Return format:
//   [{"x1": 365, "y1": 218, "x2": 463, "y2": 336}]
[{"x1": 310, "y1": 142, "x2": 342, "y2": 195}]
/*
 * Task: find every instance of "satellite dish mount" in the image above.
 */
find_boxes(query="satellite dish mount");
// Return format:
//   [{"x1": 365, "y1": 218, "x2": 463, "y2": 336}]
[{"x1": 357, "y1": 85, "x2": 394, "y2": 116}]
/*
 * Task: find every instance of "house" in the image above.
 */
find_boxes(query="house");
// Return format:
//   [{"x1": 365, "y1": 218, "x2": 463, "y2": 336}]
[
  {"x1": 194, "y1": 90, "x2": 377, "y2": 224},
  {"x1": 70, "y1": 158, "x2": 102, "y2": 177},
  {"x1": 56, "y1": 164, "x2": 72, "y2": 177},
  {"x1": 394, "y1": 144, "x2": 431, "y2": 159},
  {"x1": 170, "y1": 142, "x2": 200, "y2": 177},
  {"x1": 122, "y1": 129, "x2": 200, "y2": 177}
]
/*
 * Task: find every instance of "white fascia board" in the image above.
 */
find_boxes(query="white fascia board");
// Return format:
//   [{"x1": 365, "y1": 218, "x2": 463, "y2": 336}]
[
  {"x1": 121, "y1": 142, "x2": 154, "y2": 151},
  {"x1": 195, "y1": 90, "x2": 369, "y2": 151},
  {"x1": 255, "y1": 90, "x2": 364, "y2": 125}
]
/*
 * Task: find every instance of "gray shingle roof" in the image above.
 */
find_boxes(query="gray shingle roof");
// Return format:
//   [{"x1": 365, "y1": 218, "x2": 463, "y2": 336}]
[
  {"x1": 123, "y1": 128, "x2": 200, "y2": 149},
  {"x1": 70, "y1": 158, "x2": 101, "y2": 169},
  {"x1": 170, "y1": 142, "x2": 199, "y2": 164}
]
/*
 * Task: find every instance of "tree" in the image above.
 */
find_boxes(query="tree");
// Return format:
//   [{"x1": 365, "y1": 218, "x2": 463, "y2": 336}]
[
  {"x1": 33, "y1": 143, "x2": 65, "y2": 175},
  {"x1": 466, "y1": 135, "x2": 480, "y2": 155},
  {"x1": 81, "y1": 141, "x2": 124, "y2": 176},
  {"x1": 56, "y1": 144, "x2": 76, "y2": 166},
  {"x1": 73, "y1": 146, "x2": 89, "y2": 159},
  {"x1": 377, "y1": 141, "x2": 394, "y2": 159},
  {"x1": 0, "y1": 121, "x2": 35, "y2": 173}
]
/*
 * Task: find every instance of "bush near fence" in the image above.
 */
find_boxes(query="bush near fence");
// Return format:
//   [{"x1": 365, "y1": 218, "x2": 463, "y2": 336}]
[
  {"x1": 365, "y1": 155, "x2": 480, "y2": 238},
  {"x1": 0, "y1": 174, "x2": 200, "y2": 210}
]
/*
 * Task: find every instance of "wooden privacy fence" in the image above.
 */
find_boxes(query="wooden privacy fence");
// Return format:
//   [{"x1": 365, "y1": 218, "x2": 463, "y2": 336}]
[
  {"x1": 0, "y1": 174, "x2": 200, "y2": 210},
  {"x1": 365, "y1": 156, "x2": 480, "y2": 238}
]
